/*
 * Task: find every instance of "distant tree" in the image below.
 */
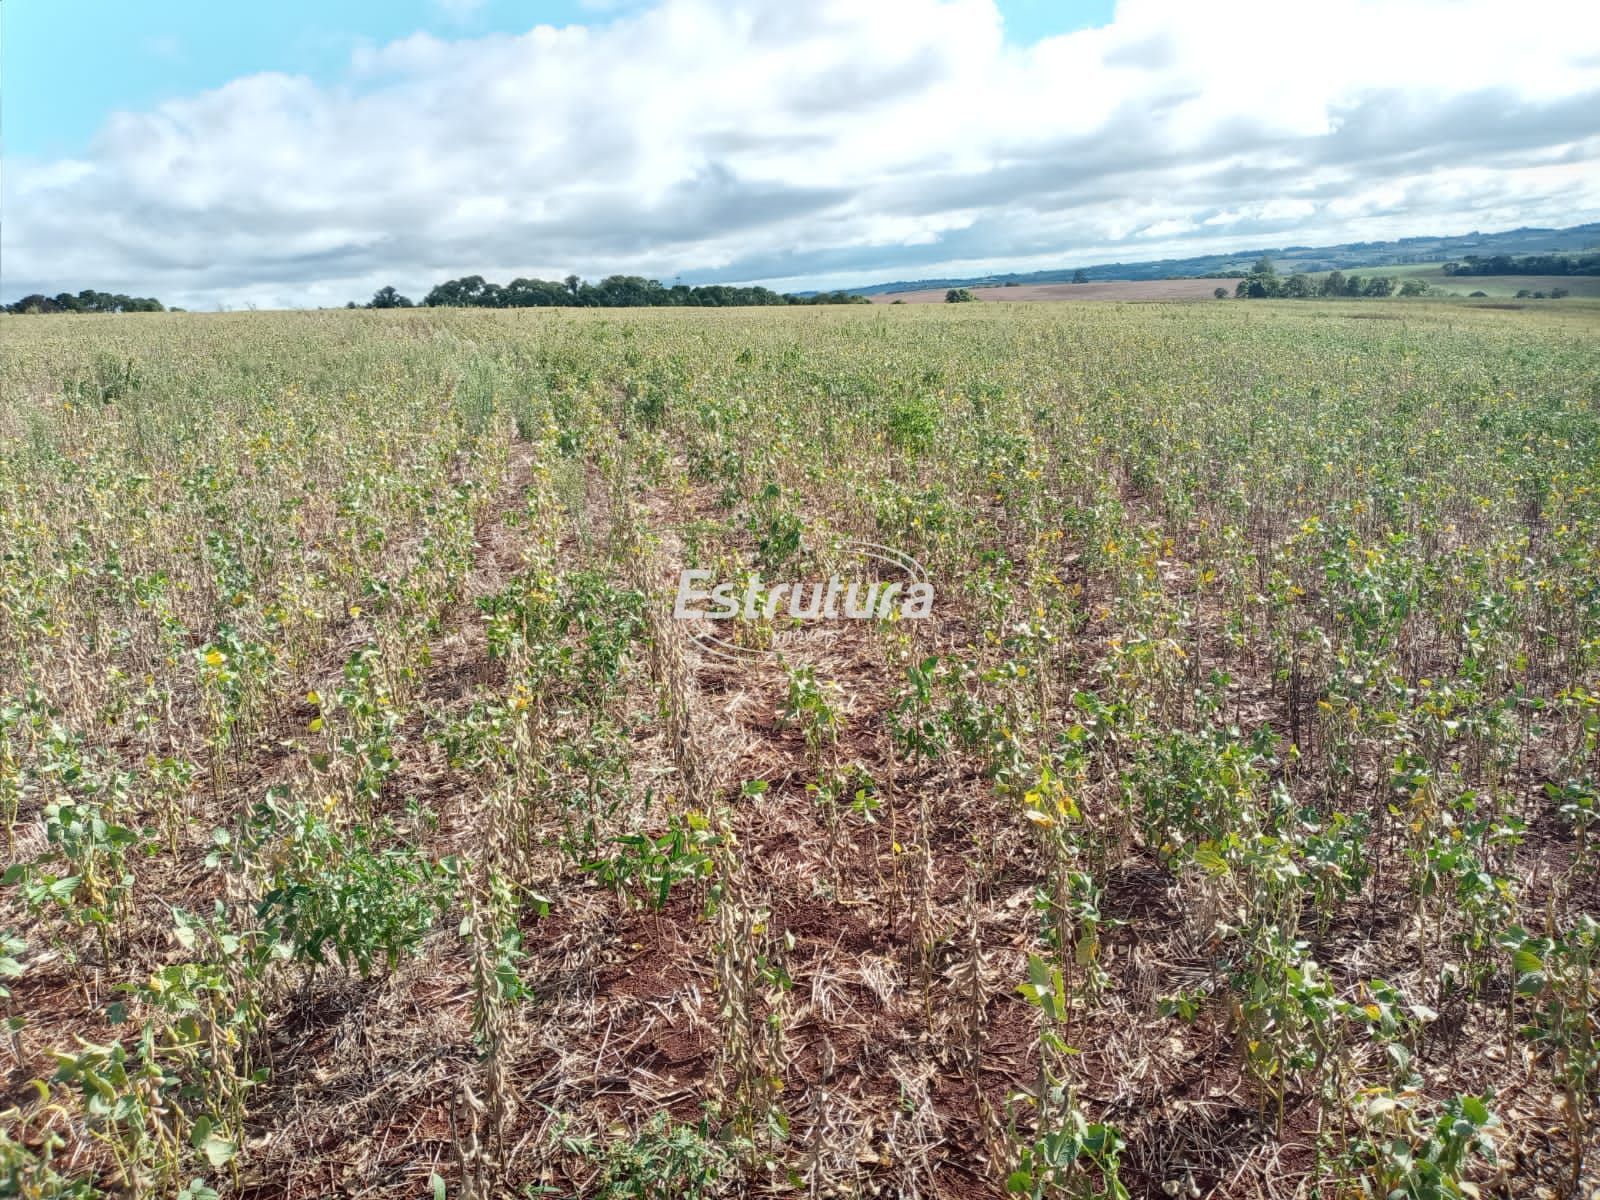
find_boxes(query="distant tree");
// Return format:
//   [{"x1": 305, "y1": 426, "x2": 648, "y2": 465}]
[
  {"x1": 368, "y1": 286, "x2": 414, "y2": 309},
  {"x1": 1444, "y1": 252, "x2": 1598, "y2": 277},
  {"x1": 945, "y1": 288, "x2": 978, "y2": 303},
  {"x1": 805, "y1": 290, "x2": 871, "y2": 305},
  {"x1": 1344, "y1": 274, "x2": 1363, "y2": 296},
  {"x1": 390, "y1": 269, "x2": 1019, "y2": 311},
  {"x1": 592, "y1": 275, "x2": 671, "y2": 307},
  {"x1": 1320, "y1": 270, "x2": 1346, "y2": 297},
  {"x1": 1283, "y1": 273, "x2": 1313, "y2": 298},
  {"x1": 1398, "y1": 278, "x2": 1428, "y2": 297},
  {"x1": 504, "y1": 277, "x2": 569, "y2": 306},
  {"x1": 1551, "y1": 287, "x2": 1569, "y2": 299},
  {"x1": 1235, "y1": 269, "x2": 1282, "y2": 298},
  {"x1": 1514, "y1": 289, "x2": 1532, "y2": 298},
  {"x1": 1468, "y1": 291, "x2": 1488, "y2": 298},
  {"x1": 1252, "y1": 256, "x2": 1277, "y2": 277},
  {"x1": 1213, "y1": 286, "x2": 1228, "y2": 299},
  {"x1": 5, "y1": 288, "x2": 164, "y2": 314},
  {"x1": 10, "y1": 294, "x2": 61, "y2": 314},
  {"x1": 1363, "y1": 276, "x2": 1394, "y2": 297},
  {"x1": 1071, "y1": 269, "x2": 1088, "y2": 284},
  {"x1": 424, "y1": 275, "x2": 489, "y2": 306}
]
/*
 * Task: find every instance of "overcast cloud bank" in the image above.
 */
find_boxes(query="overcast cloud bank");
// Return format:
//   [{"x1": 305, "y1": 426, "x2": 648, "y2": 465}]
[{"x1": 7, "y1": 0, "x2": 1600, "y2": 310}]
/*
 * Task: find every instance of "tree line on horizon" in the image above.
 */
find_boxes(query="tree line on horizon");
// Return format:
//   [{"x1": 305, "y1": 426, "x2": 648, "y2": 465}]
[
  {"x1": 1, "y1": 275, "x2": 869, "y2": 316},
  {"x1": 4, "y1": 289, "x2": 168, "y2": 315},
  {"x1": 1441, "y1": 252, "x2": 1599, "y2": 276},
  {"x1": 1228, "y1": 257, "x2": 1426, "y2": 299},
  {"x1": 10, "y1": 252, "x2": 1593, "y2": 316},
  {"x1": 354, "y1": 274, "x2": 871, "y2": 309}
]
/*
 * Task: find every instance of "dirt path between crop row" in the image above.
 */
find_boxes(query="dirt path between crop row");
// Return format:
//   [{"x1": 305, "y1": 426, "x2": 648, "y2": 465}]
[
  {"x1": 536, "y1": 452, "x2": 1319, "y2": 1199},
  {"x1": 608, "y1": 464, "x2": 1026, "y2": 1197},
  {"x1": 233, "y1": 439, "x2": 543, "y2": 1198}
]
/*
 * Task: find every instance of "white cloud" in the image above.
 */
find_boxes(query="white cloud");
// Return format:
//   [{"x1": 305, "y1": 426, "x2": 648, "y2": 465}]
[
  {"x1": 6, "y1": 0, "x2": 1600, "y2": 308},
  {"x1": 431, "y1": 0, "x2": 486, "y2": 21},
  {"x1": 143, "y1": 33, "x2": 185, "y2": 61}
]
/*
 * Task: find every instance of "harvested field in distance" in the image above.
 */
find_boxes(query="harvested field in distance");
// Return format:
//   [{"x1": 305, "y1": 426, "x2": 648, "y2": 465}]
[
  {"x1": 2, "y1": 299, "x2": 1599, "y2": 1199},
  {"x1": 1409, "y1": 273, "x2": 1600, "y2": 300},
  {"x1": 871, "y1": 277, "x2": 1233, "y2": 302}
]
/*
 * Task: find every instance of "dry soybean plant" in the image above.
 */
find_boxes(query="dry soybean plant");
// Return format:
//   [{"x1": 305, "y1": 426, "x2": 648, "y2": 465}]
[{"x1": 0, "y1": 299, "x2": 1598, "y2": 1198}]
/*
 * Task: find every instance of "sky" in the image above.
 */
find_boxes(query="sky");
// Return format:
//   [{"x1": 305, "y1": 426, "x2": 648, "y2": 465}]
[{"x1": 3, "y1": 0, "x2": 1598, "y2": 310}]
